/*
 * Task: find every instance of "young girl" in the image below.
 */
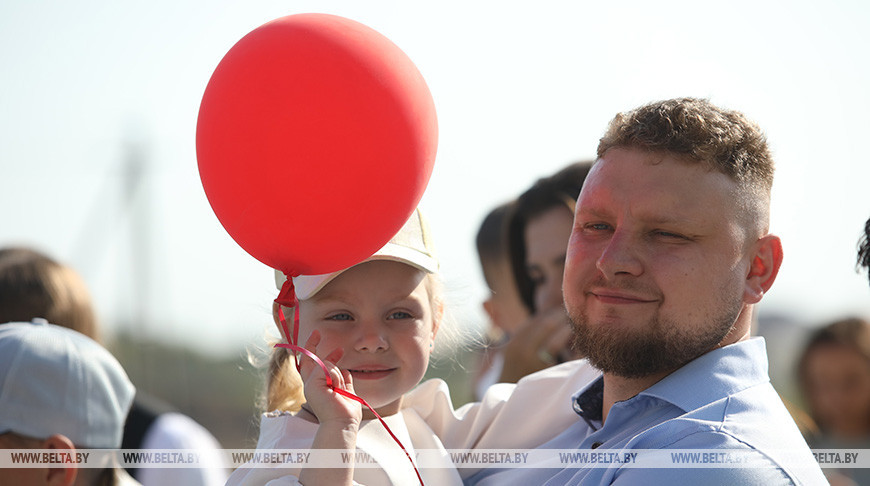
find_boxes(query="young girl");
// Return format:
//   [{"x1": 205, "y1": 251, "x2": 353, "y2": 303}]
[
  {"x1": 227, "y1": 209, "x2": 463, "y2": 485},
  {"x1": 229, "y1": 209, "x2": 601, "y2": 485}
]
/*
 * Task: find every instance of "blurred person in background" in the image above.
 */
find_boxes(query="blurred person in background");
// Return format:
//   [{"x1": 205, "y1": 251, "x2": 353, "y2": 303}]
[
  {"x1": 0, "y1": 320, "x2": 139, "y2": 486},
  {"x1": 471, "y1": 201, "x2": 531, "y2": 399},
  {"x1": 799, "y1": 317, "x2": 870, "y2": 486},
  {"x1": 859, "y1": 216, "x2": 870, "y2": 284},
  {"x1": 495, "y1": 161, "x2": 592, "y2": 385},
  {"x1": 0, "y1": 247, "x2": 229, "y2": 486}
]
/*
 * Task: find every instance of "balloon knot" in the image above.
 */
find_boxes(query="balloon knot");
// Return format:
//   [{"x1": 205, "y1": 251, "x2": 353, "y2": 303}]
[{"x1": 274, "y1": 274, "x2": 298, "y2": 307}]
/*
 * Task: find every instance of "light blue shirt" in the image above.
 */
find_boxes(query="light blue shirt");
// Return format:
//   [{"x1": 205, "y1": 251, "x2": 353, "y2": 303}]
[{"x1": 466, "y1": 338, "x2": 827, "y2": 485}]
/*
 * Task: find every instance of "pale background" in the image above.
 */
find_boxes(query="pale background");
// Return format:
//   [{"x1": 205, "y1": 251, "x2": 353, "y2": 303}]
[{"x1": 2, "y1": 1, "x2": 868, "y2": 384}]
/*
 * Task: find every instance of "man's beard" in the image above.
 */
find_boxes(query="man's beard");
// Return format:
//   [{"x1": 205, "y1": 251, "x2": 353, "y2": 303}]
[{"x1": 569, "y1": 293, "x2": 742, "y2": 379}]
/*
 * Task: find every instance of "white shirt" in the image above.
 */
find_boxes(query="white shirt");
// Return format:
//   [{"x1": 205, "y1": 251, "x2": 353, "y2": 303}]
[
  {"x1": 228, "y1": 359, "x2": 600, "y2": 485},
  {"x1": 227, "y1": 394, "x2": 462, "y2": 485},
  {"x1": 137, "y1": 412, "x2": 230, "y2": 486}
]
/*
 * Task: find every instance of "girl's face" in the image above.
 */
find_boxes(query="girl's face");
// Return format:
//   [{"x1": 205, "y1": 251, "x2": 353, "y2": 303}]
[
  {"x1": 297, "y1": 260, "x2": 438, "y2": 417},
  {"x1": 804, "y1": 344, "x2": 870, "y2": 438}
]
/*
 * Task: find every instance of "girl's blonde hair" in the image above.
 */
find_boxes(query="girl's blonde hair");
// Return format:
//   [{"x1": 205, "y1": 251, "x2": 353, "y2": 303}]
[{"x1": 265, "y1": 343, "x2": 306, "y2": 412}]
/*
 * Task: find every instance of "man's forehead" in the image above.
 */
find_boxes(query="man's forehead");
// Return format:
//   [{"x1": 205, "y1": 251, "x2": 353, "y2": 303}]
[
  {"x1": 578, "y1": 149, "x2": 739, "y2": 218},
  {"x1": 586, "y1": 148, "x2": 731, "y2": 187}
]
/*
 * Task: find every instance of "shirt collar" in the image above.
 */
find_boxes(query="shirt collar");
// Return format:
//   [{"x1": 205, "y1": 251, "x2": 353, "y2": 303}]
[
  {"x1": 638, "y1": 337, "x2": 770, "y2": 412},
  {"x1": 572, "y1": 376, "x2": 604, "y2": 427},
  {"x1": 570, "y1": 337, "x2": 770, "y2": 419}
]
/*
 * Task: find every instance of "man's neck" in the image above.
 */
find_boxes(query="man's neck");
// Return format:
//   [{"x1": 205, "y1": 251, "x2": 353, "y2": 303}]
[{"x1": 600, "y1": 325, "x2": 754, "y2": 423}]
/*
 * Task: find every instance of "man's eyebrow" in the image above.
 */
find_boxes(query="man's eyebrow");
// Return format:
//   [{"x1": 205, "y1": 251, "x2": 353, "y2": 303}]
[
  {"x1": 576, "y1": 206, "x2": 697, "y2": 227},
  {"x1": 575, "y1": 205, "x2": 609, "y2": 219},
  {"x1": 641, "y1": 214, "x2": 684, "y2": 225}
]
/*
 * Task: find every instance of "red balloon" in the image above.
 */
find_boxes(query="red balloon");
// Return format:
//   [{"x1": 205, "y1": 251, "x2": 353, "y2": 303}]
[{"x1": 197, "y1": 14, "x2": 437, "y2": 276}]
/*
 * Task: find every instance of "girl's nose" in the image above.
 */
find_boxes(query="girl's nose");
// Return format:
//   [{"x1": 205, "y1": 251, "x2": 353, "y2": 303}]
[{"x1": 354, "y1": 320, "x2": 389, "y2": 353}]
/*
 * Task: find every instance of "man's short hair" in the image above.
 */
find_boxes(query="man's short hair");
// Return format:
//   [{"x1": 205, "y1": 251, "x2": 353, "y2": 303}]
[{"x1": 597, "y1": 97, "x2": 774, "y2": 233}]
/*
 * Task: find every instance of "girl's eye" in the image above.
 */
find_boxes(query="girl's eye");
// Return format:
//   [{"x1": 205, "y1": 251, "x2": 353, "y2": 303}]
[
  {"x1": 388, "y1": 311, "x2": 414, "y2": 320},
  {"x1": 326, "y1": 313, "x2": 353, "y2": 321}
]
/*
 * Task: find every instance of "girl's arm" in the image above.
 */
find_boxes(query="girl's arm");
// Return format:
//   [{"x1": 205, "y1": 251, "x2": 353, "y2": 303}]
[{"x1": 297, "y1": 331, "x2": 363, "y2": 486}]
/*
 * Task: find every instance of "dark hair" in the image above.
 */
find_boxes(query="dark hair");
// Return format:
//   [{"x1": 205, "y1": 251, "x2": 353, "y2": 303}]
[
  {"x1": 859, "y1": 217, "x2": 870, "y2": 286},
  {"x1": 507, "y1": 161, "x2": 593, "y2": 312},
  {"x1": 0, "y1": 247, "x2": 99, "y2": 341},
  {"x1": 476, "y1": 201, "x2": 515, "y2": 290}
]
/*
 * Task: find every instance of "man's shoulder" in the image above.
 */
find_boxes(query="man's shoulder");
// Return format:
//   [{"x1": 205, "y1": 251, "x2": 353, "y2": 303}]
[
  {"x1": 627, "y1": 397, "x2": 826, "y2": 486},
  {"x1": 637, "y1": 380, "x2": 805, "y2": 449},
  {"x1": 612, "y1": 460, "x2": 799, "y2": 486}
]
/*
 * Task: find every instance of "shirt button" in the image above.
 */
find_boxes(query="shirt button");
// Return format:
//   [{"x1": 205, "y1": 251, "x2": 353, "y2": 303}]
[{"x1": 591, "y1": 442, "x2": 602, "y2": 449}]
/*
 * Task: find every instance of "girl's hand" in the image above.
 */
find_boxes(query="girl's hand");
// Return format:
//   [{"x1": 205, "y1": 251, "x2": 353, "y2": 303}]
[
  {"x1": 299, "y1": 330, "x2": 363, "y2": 427},
  {"x1": 298, "y1": 331, "x2": 361, "y2": 486}
]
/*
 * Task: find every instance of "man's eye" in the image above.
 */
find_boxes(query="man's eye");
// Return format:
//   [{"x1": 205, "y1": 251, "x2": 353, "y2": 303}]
[
  {"x1": 585, "y1": 223, "x2": 611, "y2": 231},
  {"x1": 655, "y1": 230, "x2": 686, "y2": 239}
]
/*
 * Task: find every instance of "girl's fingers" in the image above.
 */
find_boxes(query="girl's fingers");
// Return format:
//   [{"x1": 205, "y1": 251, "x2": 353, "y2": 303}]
[
  {"x1": 304, "y1": 329, "x2": 322, "y2": 352},
  {"x1": 329, "y1": 366, "x2": 345, "y2": 390},
  {"x1": 299, "y1": 330, "x2": 321, "y2": 378},
  {"x1": 341, "y1": 369, "x2": 355, "y2": 395},
  {"x1": 299, "y1": 333, "x2": 354, "y2": 395},
  {"x1": 324, "y1": 347, "x2": 344, "y2": 365}
]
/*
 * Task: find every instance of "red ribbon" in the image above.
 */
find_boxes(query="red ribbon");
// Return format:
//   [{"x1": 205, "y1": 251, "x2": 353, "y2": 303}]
[
  {"x1": 273, "y1": 276, "x2": 425, "y2": 486},
  {"x1": 275, "y1": 277, "x2": 302, "y2": 373}
]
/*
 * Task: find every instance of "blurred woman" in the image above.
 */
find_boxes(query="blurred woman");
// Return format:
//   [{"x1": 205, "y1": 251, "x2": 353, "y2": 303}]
[
  {"x1": 799, "y1": 317, "x2": 870, "y2": 485},
  {"x1": 489, "y1": 161, "x2": 592, "y2": 387}
]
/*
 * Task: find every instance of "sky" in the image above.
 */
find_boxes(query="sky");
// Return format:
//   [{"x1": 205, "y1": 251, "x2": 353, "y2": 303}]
[{"x1": 2, "y1": 0, "x2": 869, "y2": 358}]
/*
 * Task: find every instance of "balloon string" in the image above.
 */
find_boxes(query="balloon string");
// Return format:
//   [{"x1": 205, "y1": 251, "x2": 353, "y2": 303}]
[
  {"x1": 275, "y1": 278, "x2": 302, "y2": 373},
  {"x1": 274, "y1": 281, "x2": 425, "y2": 486}
]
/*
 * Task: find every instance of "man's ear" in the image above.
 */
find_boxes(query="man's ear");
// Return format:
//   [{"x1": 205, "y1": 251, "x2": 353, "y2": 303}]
[
  {"x1": 744, "y1": 234, "x2": 783, "y2": 304},
  {"x1": 43, "y1": 434, "x2": 76, "y2": 486}
]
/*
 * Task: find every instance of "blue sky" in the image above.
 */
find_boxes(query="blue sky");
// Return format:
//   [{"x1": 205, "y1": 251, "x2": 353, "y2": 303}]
[{"x1": 2, "y1": 1, "x2": 869, "y2": 356}]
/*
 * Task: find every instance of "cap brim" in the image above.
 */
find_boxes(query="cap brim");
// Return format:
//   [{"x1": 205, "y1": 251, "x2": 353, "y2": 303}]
[{"x1": 281, "y1": 242, "x2": 438, "y2": 301}]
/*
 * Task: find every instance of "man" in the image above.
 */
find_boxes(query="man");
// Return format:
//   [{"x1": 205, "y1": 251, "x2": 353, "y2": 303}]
[
  {"x1": 0, "y1": 247, "x2": 230, "y2": 486},
  {"x1": 459, "y1": 98, "x2": 826, "y2": 484},
  {"x1": 0, "y1": 320, "x2": 139, "y2": 485}
]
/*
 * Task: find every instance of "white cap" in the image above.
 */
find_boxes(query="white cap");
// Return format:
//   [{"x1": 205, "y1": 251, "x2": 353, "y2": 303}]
[
  {"x1": 275, "y1": 208, "x2": 438, "y2": 300},
  {"x1": 0, "y1": 320, "x2": 135, "y2": 448}
]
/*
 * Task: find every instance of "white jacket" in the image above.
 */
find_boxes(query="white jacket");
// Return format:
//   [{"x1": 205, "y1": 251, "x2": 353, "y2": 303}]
[{"x1": 228, "y1": 359, "x2": 599, "y2": 484}]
